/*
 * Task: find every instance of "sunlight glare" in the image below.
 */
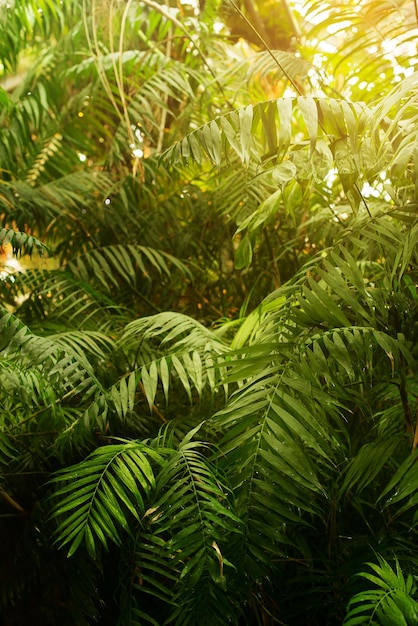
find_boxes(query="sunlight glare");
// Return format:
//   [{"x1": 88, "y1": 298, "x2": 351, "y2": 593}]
[{"x1": 326, "y1": 20, "x2": 352, "y2": 35}]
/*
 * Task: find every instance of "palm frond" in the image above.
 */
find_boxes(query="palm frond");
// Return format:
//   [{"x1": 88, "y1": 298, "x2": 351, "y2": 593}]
[
  {"x1": 0, "y1": 309, "x2": 104, "y2": 397},
  {"x1": 344, "y1": 555, "x2": 418, "y2": 626},
  {"x1": 119, "y1": 312, "x2": 231, "y2": 407},
  {"x1": 305, "y1": 0, "x2": 418, "y2": 102},
  {"x1": 163, "y1": 95, "x2": 371, "y2": 168},
  {"x1": 5, "y1": 269, "x2": 127, "y2": 331},
  {"x1": 209, "y1": 216, "x2": 418, "y2": 589},
  {"x1": 49, "y1": 440, "x2": 163, "y2": 557},
  {"x1": 378, "y1": 449, "x2": 418, "y2": 520},
  {"x1": 0, "y1": 307, "x2": 118, "y2": 457},
  {"x1": 0, "y1": 227, "x2": 48, "y2": 258},
  {"x1": 68, "y1": 244, "x2": 191, "y2": 293},
  {"x1": 144, "y1": 427, "x2": 240, "y2": 624}
]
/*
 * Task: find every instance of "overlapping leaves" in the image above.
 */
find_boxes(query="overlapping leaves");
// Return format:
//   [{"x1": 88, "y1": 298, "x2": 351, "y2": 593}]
[
  {"x1": 344, "y1": 556, "x2": 418, "y2": 625},
  {"x1": 49, "y1": 441, "x2": 163, "y2": 557}
]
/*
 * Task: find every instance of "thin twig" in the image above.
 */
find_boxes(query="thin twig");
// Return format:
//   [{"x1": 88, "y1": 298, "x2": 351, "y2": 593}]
[
  {"x1": 157, "y1": 0, "x2": 173, "y2": 153},
  {"x1": 412, "y1": 397, "x2": 418, "y2": 453},
  {"x1": 0, "y1": 489, "x2": 27, "y2": 514},
  {"x1": 228, "y1": 0, "x2": 303, "y2": 95},
  {"x1": 141, "y1": 0, "x2": 232, "y2": 107}
]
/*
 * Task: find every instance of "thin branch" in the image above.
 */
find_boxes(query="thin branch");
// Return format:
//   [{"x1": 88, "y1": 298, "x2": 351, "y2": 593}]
[
  {"x1": 83, "y1": 0, "x2": 123, "y2": 125},
  {"x1": 412, "y1": 397, "x2": 418, "y2": 453},
  {"x1": 0, "y1": 488, "x2": 27, "y2": 514},
  {"x1": 113, "y1": 0, "x2": 144, "y2": 179},
  {"x1": 141, "y1": 0, "x2": 232, "y2": 107},
  {"x1": 242, "y1": 0, "x2": 272, "y2": 48},
  {"x1": 228, "y1": 0, "x2": 303, "y2": 96},
  {"x1": 354, "y1": 182, "x2": 372, "y2": 218},
  {"x1": 157, "y1": 0, "x2": 173, "y2": 153}
]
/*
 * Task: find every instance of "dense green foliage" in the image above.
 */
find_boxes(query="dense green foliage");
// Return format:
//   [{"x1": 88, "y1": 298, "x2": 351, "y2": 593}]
[{"x1": 1, "y1": 1, "x2": 418, "y2": 624}]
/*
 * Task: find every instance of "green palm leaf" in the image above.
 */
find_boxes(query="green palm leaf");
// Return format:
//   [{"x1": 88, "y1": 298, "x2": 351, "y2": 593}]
[
  {"x1": 120, "y1": 312, "x2": 231, "y2": 406},
  {"x1": 147, "y1": 427, "x2": 240, "y2": 623},
  {"x1": 344, "y1": 556, "x2": 418, "y2": 626},
  {"x1": 49, "y1": 441, "x2": 163, "y2": 557}
]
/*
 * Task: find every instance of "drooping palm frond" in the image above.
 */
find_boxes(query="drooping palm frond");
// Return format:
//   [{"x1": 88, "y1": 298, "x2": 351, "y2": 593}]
[
  {"x1": 0, "y1": 171, "x2": 112, "y2": 250},
  {"x1": 119, "y1": 312, "x2": 231, "y2": 409},
  {"x1": 0, "y1": 306, "x2": 119, "y2": 461},
  {"x1": 49, "y1": 427, "x2": 240, "y2": 624},
  {"x1": 344, "y1": 555, "x2": 418, "y2": 626},
  {"x1": 0, "y1": 309, "x2": 101, "y2": 392},
  {"x1": 1, "y1": 239, "x2": 195, "y2": 331},
  {"x1": 1, "y1": 268, "x2": 124, "y2": 332},
  {"x1": 68, "y1": 244, "x2": 192, "y2": 295},
  {"x1": 0, "y1": 227, "x2": 48, "y2": 257},
  {"x1": 49, "y1": 440, "x2": 164, "y2": 557},
  {"x1": 163, "y1": 78, "x2": 418, "y2": 246},
  {"x1": 120, "y1": 426, "x2": 241, "y2": 626},
  {"x1": 163, "y1": 95, "x2": 371, "y2": 168}
]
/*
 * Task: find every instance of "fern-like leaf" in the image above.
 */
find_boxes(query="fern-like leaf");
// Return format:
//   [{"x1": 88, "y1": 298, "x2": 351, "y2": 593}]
[
  {"x1": 49, "y1": 441, "x2": 163, "y2": 557},
  {"x1": 344, "y1": 556, "x2": 418, "y2": 625}
]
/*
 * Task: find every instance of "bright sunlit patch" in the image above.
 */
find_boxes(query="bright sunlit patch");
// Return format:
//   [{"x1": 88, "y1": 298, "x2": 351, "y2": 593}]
[
  {"x1": 324, "y1": 167, "x2": 338, "y2": 188},
  {"x1": 129, "y1": 126, "x2": 144, "y2": 159},
  {"x1": 347, "y1": 76, "x2": 359, "y2": 86},
  {"x1": 294, "y1": 1, "x2": 329, "y2": 23},
  {"x1": 382, "y1": 39, "x2": 397, "y2": 54},
  {"x1": 361, "y1": 182, "x2": 381, "y2": 198},
  {"x1": 179, "y1": 0, "x2": 199, "y2": 16},
  {"x1": 326, "y1": 20, "x2": 352, "y2": 35},
  {"x1": 402, "y1": 66, "x2": 414, "y2": 78},
  {"x1": 77, "y1": 152, "x2": 87, "y2": 162},
  {"x1": 318, "y1": 42, "x2": 336, "y2": 54}
]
